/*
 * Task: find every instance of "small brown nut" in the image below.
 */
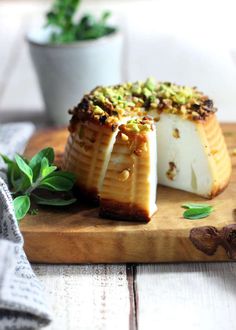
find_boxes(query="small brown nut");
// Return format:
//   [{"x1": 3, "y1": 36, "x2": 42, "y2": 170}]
[
  {"x1": 232, "y1": 148, "x2": 236, "y2": 156},
  {"x1": 211, "y1": 149, "x2": 218, "y2": 156},
  {"x1": 154, "y1": 116, "x2": 160, "y2": 122},
  {"x1": 172, "y1": 128, "x2": 180, "y2": 139},
  {"x1": 166, "y1": 161, "x2": 177, "y2": 181},
  {"x1": 118, "y1": 169, "x2": 130, "y2": 181},
  {"x1": 121, "y1": 133, "x2": 129, "y2": 141}
]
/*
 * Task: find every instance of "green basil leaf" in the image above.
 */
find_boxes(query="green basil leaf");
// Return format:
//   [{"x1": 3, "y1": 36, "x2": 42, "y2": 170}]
[
  {"x1": 183, "y1": 206, "x2": 214, "y2": 220},
  {"x1": 38, "y1": 176, "x2": 75, "y2": 192},
  {"x1": 29, "y1": 147, "x2": 55, "y2": 168},
  {"x1": 15, "y1": 154, "x2": 33, "y2": 184},
  {"x1": 13, "y1": 195, "x2": 30, "y2": 221},
  {"x1": 34, "y1": 195, "x2": 76, "y2": 206},
  {"x1": 182, "y1": 203, "x2": 211, "y2": 209}
]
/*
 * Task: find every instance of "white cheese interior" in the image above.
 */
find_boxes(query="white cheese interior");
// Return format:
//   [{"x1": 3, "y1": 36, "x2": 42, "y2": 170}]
[
  {"x1": 98, "y1": 117, "x2": 131, "y2": 193},
  {"x1": 155, "y1": 113, "x2": 214, "y2": 197}
]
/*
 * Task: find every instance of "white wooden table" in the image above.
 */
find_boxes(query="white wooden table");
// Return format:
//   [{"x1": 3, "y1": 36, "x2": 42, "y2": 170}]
[{"x1": 1, "y1": 2, "x2": 236, "y2": 329}]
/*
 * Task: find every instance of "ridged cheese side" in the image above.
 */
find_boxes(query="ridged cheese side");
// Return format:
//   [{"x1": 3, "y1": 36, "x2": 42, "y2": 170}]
[
  {"x1": 100, "y1": 130, "x2": 157, "y2": 220},
  {"x1": 197, "y1": 114, "x2": 232, "y2": 197},
  {"x1": 63, "y1": 121, "x2": 117, "y2": 198}
]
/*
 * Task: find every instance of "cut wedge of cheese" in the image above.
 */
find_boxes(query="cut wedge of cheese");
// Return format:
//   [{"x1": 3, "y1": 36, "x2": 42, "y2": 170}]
[
  {"x1": 155, "y1": 113, "x2": 231, "y2": 198},
  {"x1": 100, "y1": 117, "x2": 157, "y2": 222},
  {"x1": 63, "y1": 79, "x2": 232, "y2": 221}
]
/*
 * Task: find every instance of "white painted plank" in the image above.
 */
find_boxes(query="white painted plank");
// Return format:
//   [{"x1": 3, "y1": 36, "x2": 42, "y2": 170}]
[
  {"x1": 136, "y1": 263, "x2": 236, "y2": 330},
  {"x1": 0, "y1": 34, "x2": 44, "y2": 112},
  {"x1": 32, "y1": 264, "x2": 131, "y2": 330},
  {"x1": 0, "y1": 18, "x2": 22, "y2": 87},
  {"x1": 0, "y1": 1, "x2": 46, "y2": 112}
]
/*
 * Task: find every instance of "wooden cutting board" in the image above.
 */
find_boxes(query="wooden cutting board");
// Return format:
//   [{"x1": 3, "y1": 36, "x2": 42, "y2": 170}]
[{"x1": 21, "y1": 124, "x2": 236, "y2": 263}]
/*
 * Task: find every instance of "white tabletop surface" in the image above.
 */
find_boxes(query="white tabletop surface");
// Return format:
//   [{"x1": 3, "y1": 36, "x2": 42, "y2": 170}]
[{"x1": 0, "y1": 1, "x2": 236, "y2": 329}]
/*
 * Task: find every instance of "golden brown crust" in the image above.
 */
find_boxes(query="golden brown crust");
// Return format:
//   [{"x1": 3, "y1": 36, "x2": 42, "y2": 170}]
[
  {"x1": 207, "y1": 179, "x2": 231, "y2": 199},
  {"x1": 68, "y1": 97, "x2": 118, "y2": 133},
  {"x1": 199, "y1": 114, "x2": 232, "y2": 198},
  {"x1": 99, "y1": 199, "x2": 152, "y2": 222},
  {"x1": 68, "y1": 111, "x2": 117, "y2": 134}
]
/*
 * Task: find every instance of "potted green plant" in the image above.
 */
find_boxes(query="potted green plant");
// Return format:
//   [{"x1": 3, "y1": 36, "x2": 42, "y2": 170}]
[{"x1": 27, "y1": 0, "x2": 123, "y2": 126}]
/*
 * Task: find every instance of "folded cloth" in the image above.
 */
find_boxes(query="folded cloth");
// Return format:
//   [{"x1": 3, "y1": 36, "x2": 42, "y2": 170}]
[{"x1": 0, "y1": 123, "x2": 52, "y2": 329}]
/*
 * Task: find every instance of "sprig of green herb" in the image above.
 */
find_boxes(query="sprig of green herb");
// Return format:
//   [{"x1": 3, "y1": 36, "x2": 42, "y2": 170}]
[
  {"x1": 1, "y1": 147, "x2": 76, "y2": 221},
  {"x1": 182, "y1": 203, "x2": 214, "y2": 220},
  {"x1": 46, "y1": 0, "x2": 117, "y2": 44}
]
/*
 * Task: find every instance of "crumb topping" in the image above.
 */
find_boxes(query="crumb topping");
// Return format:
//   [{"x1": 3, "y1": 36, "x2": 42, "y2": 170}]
[
  {"x1": 68, "y1": 78, "x2": 217, "y2": 132},
  {"x1": 121, "y1": 116, "x2": 155, "y2": 134},
  {"x1": 117, "y1": 117, "x2": 154, "y2": 157}
]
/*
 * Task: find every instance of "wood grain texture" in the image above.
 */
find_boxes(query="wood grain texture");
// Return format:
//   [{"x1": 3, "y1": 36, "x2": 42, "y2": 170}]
[
  {"x1": 136, "y1": 262, "x2": 236, "y2": 330},
  {"x1": 21, "y1": 124, "x2": 236, "y2": 263},
  {"x1": 32, "y1": 264, "x2": 131, "y2": 330}
]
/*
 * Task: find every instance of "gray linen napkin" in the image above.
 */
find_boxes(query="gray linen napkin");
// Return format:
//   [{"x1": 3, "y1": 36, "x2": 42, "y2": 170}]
[{"x1": 0, "y1": 123, "x2": 52, "y2": 329}]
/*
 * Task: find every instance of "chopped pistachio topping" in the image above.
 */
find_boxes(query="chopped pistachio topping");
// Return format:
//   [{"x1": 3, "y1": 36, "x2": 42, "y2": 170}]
[
  {"x1": 123, "y1": 117, "x2": 154, "y2": 133},
  {"x1": 70, "y1": 78, "x2": 217, "y2": 131}
]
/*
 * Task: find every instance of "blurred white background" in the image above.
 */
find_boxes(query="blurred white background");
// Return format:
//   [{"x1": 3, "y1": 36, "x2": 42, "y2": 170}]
[{"x1": 1, "y1": 0, "x2": 236, "y2": 122}]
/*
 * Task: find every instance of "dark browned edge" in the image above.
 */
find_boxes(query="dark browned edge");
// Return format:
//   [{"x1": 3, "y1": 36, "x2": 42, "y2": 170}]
[
  {"x1": 126, "y1": 265, "x2": 138, "y2": 330},
  {"x1": 100, "y1": 199, "x2": 150, "y2": 223}
]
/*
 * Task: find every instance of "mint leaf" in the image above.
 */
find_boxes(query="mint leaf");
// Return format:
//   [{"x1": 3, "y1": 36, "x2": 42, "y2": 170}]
[
  {"x1": 46, "y1": 170, "x2": 76, "y2": 181},
  {"x1": 29, "y1": 147, "x2": 54, "y2": 168},
  {"x1": 182, "y1": 203, "x2": 211, "y2": 209},
  {"x1": 0, "y1": 154, "x2": 14, "y2": 166},
  {"x1": 15, "y1": 154, "x2": 33, "y2": 184},
  {"x1": 40, "y1": 157, "x2": 49, "y2": 175},
  {"x1": 29, "y1": 148, "x2": 55, "y2": 181},
  {"x1": 14, "y1": 176, "x2": 31, "y2": 194},
  {"x1": 183, "y1": 211, "x2": 212, "y2": 220},
  {"x1": 1, "y1": 147, "x2": 77, "y2": 221},
  {"x1": 38, "y1": 175, "x2": 75, "y2": 192},
  {"x1": 183, "y1": 206, "x2": 214, "y2": 220},
  {"x1": 8, "y1": 163, "x2": 21, "y2": 188},
  {"x1": 13, "y1": 195, "x2": 30, "y2": 221},
  {"x1": 0, "y1": 155, "x2": 21, "y2": 187},
  {"x1": 47, "y1": 0, "x2": 116, "y2": 44},
  {"x1": 40, "y1": 157, "x2": 57, "y2": 178},
  {"x1": 34, "y1": 195, "x2": 76, "y2": 206}
]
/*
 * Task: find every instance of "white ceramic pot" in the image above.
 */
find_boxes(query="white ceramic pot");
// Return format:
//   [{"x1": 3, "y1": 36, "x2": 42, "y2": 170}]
[{"x1": 27, "y1": 28, "x2": 123, "y2": 126}]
